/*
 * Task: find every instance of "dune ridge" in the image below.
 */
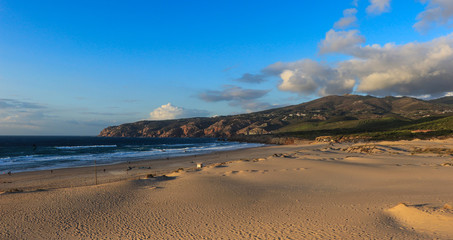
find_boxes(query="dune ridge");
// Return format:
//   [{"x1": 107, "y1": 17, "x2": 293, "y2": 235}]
[{"x1": 386, "y1": 203, "x2": 453, "y2": 238}]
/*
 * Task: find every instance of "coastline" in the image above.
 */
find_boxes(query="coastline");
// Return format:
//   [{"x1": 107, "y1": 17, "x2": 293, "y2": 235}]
[
  {"x1": 0, "y1": 136, "x2": 264, "y2": 174},
  {"x1": 0, "y1": 144, "x2": 302, "y2": 192}
]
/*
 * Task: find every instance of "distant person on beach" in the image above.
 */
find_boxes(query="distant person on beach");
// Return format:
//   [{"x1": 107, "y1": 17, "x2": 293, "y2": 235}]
[{"x1": 33, "y1": 144, "x2": 37, "y2": 151}]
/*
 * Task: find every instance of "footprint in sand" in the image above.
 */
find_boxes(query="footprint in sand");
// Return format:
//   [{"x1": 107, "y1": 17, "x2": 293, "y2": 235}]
[
  {"x1": 223, "y1": 169, "x2": 269, "y2": 176},
  {"x1": 278, "y1": 168, "x2": 306, "y2": 172},
  {"x1": 272, "y1": 153, "x2": 296, "y2": 158}
]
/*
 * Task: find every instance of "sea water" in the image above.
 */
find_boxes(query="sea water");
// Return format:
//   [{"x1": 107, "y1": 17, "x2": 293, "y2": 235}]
[{"x1": 0, "y1": 136, "x2": 264, "y2": 173}]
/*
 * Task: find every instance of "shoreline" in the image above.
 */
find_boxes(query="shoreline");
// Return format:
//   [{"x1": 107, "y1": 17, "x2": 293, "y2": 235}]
[
  {"x1": 0, "y1": 136, "x2": 264, "y2": 175},
  {"x1": 1, "y1": 142, "x2": 266, "y2": 175},
  {"x1": 0, "y1": 143, "x2": 306, "y2": 192}
]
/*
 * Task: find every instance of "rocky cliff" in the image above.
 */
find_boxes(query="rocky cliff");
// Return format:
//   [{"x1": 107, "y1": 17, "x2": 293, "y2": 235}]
[{"x1": 99, "y1": 95, "x2": 453, "y2": 138}]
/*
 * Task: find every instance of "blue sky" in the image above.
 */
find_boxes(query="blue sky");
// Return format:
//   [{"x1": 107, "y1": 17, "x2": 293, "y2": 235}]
[{"x1": 1, "y1": 0, "x2": 453, "y2": 135}]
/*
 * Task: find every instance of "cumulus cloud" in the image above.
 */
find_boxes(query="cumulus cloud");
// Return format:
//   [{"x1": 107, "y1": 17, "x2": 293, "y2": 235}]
[
  {"x1": 230, "y1": 0, "x2": 453, "y2": 99},
  {"x1": 268, "y1": 59, "x2": 355, "y2": 96},
  {"x1": 149, "y1": 103, "x2": 183, "y2": 120},
  {"x1": 319, "y1": 29, "x2": 365, "y2": 54},
  {"x1": 366, "y1": 0, "x2": 391, "y2": 15},
  {"x1": 414, "y1": 0, "x2": 453, "y2": 32},
  {"x1": 334, "y1": 8, "x2": 358, "y2": 29},
  {"x1": 268, "y1": 33, "x2": 453, "y2": 97},
  {"x1": 235, "y1": 73, "x2": 267, "y2": 83},
  {"x1": 149, "y1": 103, "x2": 210, "y2": 120},
  {"x1": 349, "y1": 35, "x2": 453, "y2": 95}
]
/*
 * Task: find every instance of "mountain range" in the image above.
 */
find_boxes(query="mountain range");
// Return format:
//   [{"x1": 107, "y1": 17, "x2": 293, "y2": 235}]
[{"x1": 99, "y1": 95, "x2": 453, "y2": 140}]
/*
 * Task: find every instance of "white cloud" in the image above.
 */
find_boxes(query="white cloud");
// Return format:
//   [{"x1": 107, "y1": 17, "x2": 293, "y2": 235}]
[
  {"x1": 319, "y1": 29, "x2": 365, "y2": 54},
  {"x1": 366, "y1": 0, "x2": 391, "y2": 15},
  {"x1": 350, "y1": 35, "x2": 453, "y2": 95},
  {"x1": 279, "y1": 69, "x2": 318, "y2": 94},
  {"x1": 414, "y1": 0, "x2": 453, "y2": 32},
  {"x1": 149, "y1": 103, "x2": 210, "y2": 120},
  {"x1": 272, "y1": 59, "x2": 355, "y2": 96},
  {"x1": 269, "y1": 33, "x2": 453, "y2": 97},
  {"x1": 149, "y1": 103, "x2": 183, "y2": 120},
  {"x1": 334, "y1": 8, "x2": 358, "y2": 29},
  {"x1": 232, "y1": 0, "x2": 453, "y2": 99}
]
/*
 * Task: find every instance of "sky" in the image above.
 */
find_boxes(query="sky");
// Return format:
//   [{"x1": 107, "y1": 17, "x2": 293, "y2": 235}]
[{"x1": 1, "y1": 0, "x2": 453, "y2": 135}]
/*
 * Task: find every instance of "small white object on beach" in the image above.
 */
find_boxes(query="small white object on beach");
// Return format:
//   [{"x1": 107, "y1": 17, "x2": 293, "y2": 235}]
[{"x1": 196, "y1": 163, "x2": 203, "y2": 169}]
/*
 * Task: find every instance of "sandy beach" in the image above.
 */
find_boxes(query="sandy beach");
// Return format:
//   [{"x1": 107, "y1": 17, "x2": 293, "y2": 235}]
[{"x1": 1, "y1": 139, "x2": 453, "y2": 239}]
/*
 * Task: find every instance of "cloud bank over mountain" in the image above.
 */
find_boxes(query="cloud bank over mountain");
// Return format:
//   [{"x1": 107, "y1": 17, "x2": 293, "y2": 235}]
[
  {"x1": 273, "y1": 33, "x2": 453, "y2": 97},
  {"x1": 225, "y1": 0, "x2": 453, "y2": 101},
  {"x1": 189, "y1": 0, "x2": 453, "y2": 115}
]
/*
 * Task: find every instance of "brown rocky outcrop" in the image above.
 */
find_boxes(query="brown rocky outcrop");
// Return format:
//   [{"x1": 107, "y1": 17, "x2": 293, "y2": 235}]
[{"x1": 99, "y1": 95, "x2": 453, "y2": 139}]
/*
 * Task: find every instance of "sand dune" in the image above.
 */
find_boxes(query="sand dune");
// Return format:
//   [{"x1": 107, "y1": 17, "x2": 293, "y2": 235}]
[
  {"x1": 1, "y1": 139, "x2": 453, "y2": 239},
  {"x1": 386, "y1": 203, "x2": 453, "y2": 238}
]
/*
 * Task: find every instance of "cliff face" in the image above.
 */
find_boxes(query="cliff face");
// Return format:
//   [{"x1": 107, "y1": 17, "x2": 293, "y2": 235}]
[
  {"x1": 99, "y1": 95, "x2": 453, "y2": 138},
  {"x1": 99, "y1": 118, "x2": 262, "y2": 138}
]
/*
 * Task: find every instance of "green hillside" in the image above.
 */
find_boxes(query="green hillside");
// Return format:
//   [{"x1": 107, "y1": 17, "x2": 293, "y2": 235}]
[
  {"x1": 402, "y1": 116, "x2": 453, "y2": 130},
  {"x1": 276, "y1": 117, "x2": 409, "y2": 133},
  {"x1": 270, "y1": 115, "x2": 453, "y2": 141}
]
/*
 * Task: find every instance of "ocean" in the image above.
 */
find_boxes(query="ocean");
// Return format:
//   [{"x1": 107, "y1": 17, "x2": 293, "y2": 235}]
[{"x1": 0, "y1": 136, "x2": 264, "y2": 173}]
